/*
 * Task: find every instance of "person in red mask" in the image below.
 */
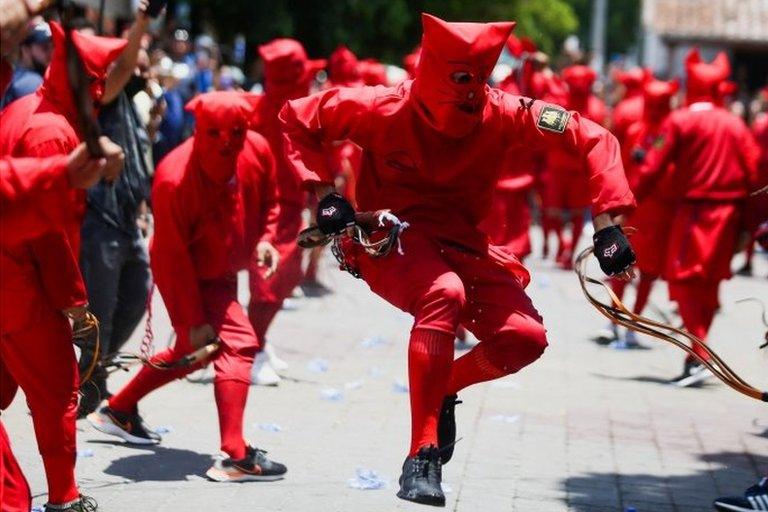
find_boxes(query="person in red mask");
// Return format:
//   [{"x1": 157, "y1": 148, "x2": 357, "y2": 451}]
[
  {"x1": 0, "y1": 21, "x2": 127, "y2": 512},
  {"x1": 280, "y1": 13, "x2": 636, "y2": 506},
  {"x1": 612, "y1": 67, "x2": 652, "y2": 146},
  {"x1": 87, "y1": 91, "x2": 287, "y2": 482},
  {"x1": 739, "y1": 87, "x2": 768, "y2": 276},
  {"x1": 542, "y1": 64, "x2": 608, "y2": 269},
  {"x1": 634, "y1": 49, "x2": 763, "y2": 386},
  {"x1": 1, "y1": 141, "x2": 122, "y2": 512},
  {"x1": 245, "y1": 39, "x2": 325, "y2": 385},
  {"x1": 327, "y1": 45, "x2": 364, "y2": 88},
  {"x1": 598, "y1": 79, "x2": 680, "y2": 347}
]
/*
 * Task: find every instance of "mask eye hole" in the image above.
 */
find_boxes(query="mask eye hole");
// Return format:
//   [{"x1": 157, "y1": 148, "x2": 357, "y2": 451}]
[
  {"x1": 207, "y1": 128, "x2": 220, "y2": 138},
  {"x1": 231, "y1": 126, "x2": 245, "y2": 139},
  {"x1": 450, "y1": 71, "x2": 474, "y2": 85}
]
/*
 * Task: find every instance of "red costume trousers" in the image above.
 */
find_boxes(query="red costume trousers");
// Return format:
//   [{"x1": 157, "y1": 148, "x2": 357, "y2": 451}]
[
  {"x1": 0, "y1": 421, "x2": 31, "y2": 512},
  {"x1": 248, "y1": 207, "x2": 304, "y2": 342},
  {"x1": 356, "y1": 231, "x2": 548, "y2": 455},
  {"x1": 109, "y1": 277, "x2": 259, "y2": 459},
  {"x1": 0, "y1": 304, "x2": 79, "y2": 504}
]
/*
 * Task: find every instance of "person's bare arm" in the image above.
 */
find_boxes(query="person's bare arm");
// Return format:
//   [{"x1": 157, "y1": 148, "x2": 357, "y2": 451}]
[{"x1": 101, "y1": 0, "x2": 150, "y2": 104}]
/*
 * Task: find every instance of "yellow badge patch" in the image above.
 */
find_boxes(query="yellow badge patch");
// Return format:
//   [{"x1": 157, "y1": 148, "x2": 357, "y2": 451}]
[{"x1": 537, "y1": 106, "x2": 570, "y2": 133}]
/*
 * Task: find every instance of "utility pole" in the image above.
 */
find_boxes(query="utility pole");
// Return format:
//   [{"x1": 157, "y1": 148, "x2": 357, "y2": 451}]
[{"x1": 590, "y1": 0, "x2": 608, "y2": 74}]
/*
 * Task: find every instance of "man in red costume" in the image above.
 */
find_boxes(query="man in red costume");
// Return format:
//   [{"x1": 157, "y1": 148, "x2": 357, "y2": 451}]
[
  {"x1": 739, "y1": 87, "x2": 768, "y2": 276},
  {"x1": 543, "y1": 64, "x2": 609, "y2": 269},
  {"x1": 280, "y1": 14, "x2": 636, "y2": 506},
  {"x1": 327, "y1": 45, "x2": 364, "y2": 88},
  {"x1": 600, "y1": 79, "x2": 679, "y2": 347},
  {"x1": 1, "y1": 141, "x2": 122, "y2": 512},
  {"x1": 612, "y1": 67, "x2": 651, "y2": 146},
  {"x1": 88, "y1": 91, "x2": 287, "y2": 481},
  {"x1": 245, "y1": 39, "x2": 325, "y2": 385},
  {"x1": 0, "y1": 21, "x2": 127, "y2": 512},
  {"x1": 634, "y1": 50, "x2": 763, "y2": 386}
]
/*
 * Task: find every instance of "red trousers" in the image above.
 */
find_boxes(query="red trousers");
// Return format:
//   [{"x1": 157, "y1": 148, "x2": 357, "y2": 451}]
[
  {"x1": 109, "y1": 277, "x2": 259, "y2": 459},
  {"x1": 479, "y1": 189, "x2": 532, "y2": 260},
  {"x1": 0, "y1": 421, "x2": 31, "y2": 512},
  {"x1": 356, "y1": 230, "x2": 548, "y2": 454},
  {"x1": 248, "y1": 207, "x2": 304, "y2": 341},
  {"x1": 668, "y1": 279, "x2": 720, "y2": 362},
  {"x1": 0, "y1": 304, "x2": 79, "y2": 504}
]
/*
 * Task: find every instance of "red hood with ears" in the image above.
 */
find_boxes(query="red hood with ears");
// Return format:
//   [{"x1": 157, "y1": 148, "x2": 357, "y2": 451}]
[
  {"x1": 684, "y1": 48, "x2": 730, "y2": 104},
  {"x1": 258, "y1": 38, "x2": 326, "y2": 107},
  {"x1": 42, "y1": 21, "x2": 127, "y2": 121},
  {"x1": 615, "y1": 67, "x2": 652, "y2": 97},
  {"x1": 358, "y1": 58, "x2": 388, "y2": 86},
  {"x1": 328, "y1": 45, "x2": 362, "y2": 87},
  {"x1": 413, "y1": 13, "x2": 515, "y2": 138},
  {"x1": 643, "y1": 78, "x2": 679, "y2": 124},
  {"x1": 185, "y1": 91, "x2": 254, "y2": 184},
  {"x1": 403, "y1": 46, "x2": 421, "y2": 79}
]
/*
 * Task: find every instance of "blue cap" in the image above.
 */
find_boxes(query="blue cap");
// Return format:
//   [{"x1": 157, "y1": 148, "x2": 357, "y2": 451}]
[{"x1": 22, "y1": 22, "x2": 52, "y2": 46}]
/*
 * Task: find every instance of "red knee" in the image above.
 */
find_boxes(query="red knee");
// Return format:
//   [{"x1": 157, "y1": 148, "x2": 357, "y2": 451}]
[
  {"x1": 412, "y1": 272, "x2": 466, "y2": 333},
  {"x1": 488, "y1": 317, "x2": 548, "y2": 374}
]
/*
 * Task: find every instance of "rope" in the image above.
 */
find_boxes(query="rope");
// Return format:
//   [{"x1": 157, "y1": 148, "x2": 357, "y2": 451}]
[{"x1": 575, "y1": 245, "x2": 767, "y2": 403}]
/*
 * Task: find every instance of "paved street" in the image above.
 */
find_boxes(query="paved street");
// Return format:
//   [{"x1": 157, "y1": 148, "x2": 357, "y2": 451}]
[{"x1": 4, "y1": 229, "x2": 767, "y2": 512}]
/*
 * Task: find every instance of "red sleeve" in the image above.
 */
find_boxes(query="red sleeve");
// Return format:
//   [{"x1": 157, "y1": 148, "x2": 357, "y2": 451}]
[
  {"x1": 633, "y1": 117, "x2": 679, "y2": 201},
  {"x1": 256, "y1": 142, "x2": 281, "y2": 243},
  {"x1": 149, "y1": 178, "x2": 206, "y2": 328},
  {"x1": 738, "y1": 125, "x2": 764, "y2": 192},
  {"x1": 279, "y1": 86, "x2": 377, "y2": 189},
  {"x1": 510, "y1": 97, "x2": 636, "y2": 216},
  {"x1": 0, "y1": 156, "x2": 70, "y2": 245}
]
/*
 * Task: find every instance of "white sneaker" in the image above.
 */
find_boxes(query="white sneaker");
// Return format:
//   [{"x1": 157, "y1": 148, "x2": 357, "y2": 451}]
[
  {"x1": 593, "y1": 322, "x2": 619, "y2": 345},
  {"x1": 251, "y1": 352, "x2": 281, "y2": 386},
  {"x1": 264, "y1": 344, "x2": 288, "y2": 371},
  {"x1": 673, "y1": 363, "x2": 715, "y2": 388}
]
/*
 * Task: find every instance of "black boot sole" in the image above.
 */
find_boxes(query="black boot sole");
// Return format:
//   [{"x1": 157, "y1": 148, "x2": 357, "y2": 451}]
[{"x1": 396, "y1": 489, "x2": 446, "y2": 507}]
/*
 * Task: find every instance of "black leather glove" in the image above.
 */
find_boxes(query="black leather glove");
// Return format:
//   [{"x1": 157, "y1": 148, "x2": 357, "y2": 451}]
[
  {"x1": 593, "y1": 225, "x2": 636, "y2": 276},
  {"x1": 316, "y1": 193, "x2": 356, "y2": 235}
]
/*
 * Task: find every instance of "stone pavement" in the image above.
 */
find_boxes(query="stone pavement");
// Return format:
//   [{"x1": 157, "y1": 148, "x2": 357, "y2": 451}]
[{"x1": 4, "y1": 230, "x2": 767, "y2": 512}]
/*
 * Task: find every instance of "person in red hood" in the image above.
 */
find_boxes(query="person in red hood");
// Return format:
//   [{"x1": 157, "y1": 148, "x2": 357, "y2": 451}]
[
  {"x1": 358, "y1": 58, "x2": 389, "y2": 86},
  {"x1": 542, "y1": 64, "x2": 608, "y2": 269},
  {"x1": 280, "y1": 13, "x2": 636, "y2": 505},
  {"x1": 87, "y1": 91, "x2": 287, "y2": 482},
  {"x1": 739, "y1": 87, "x2": 768, "y2": 276},
  {"x1": 598, "y1": 79, "x2": 680, "y2": 347},
  {"x1": 328, "y1": 45, "x2": 364, "y2": 88},
  {"x1": 633, "y1": 49, "x2": 763, "y2": 386},
  {"x1": 245, "y1": 39, "x2": 325, "y2": 386},
  {"x1": 1, "y1": 140, "x2": 122, "y2": 512},
  {"x1": 612, "y1": 67, "x2": 651, "y2": 146},
  {"x1": 0, "y1": 21, "x2": 126, "y2": 512}
]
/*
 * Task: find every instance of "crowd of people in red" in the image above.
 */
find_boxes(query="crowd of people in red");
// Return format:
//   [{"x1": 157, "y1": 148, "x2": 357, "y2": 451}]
[{"x1": 1, "y1": 2, "x2": 766, "y2": 511}]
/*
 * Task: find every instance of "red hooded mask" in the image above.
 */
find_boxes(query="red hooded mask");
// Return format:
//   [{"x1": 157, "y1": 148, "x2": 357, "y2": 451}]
[
  {"x1": 358, "y1": 58, "x2": 388, "y2": 86},
  {"x1": 43, "y1": 21, "x2": 127, "y2": 119},
  {"x1": 643, "y1": 79, "x2": 678, "y2": 125},
  {"x1": 259, "y1": 38, "x2": 326, "y2": 107},
  {"x1": 329, "y1": 45, "x2": 362, "y2": 87},
  {"x1": 412, "y1": 13, "x2": 515, "y2": 138},
  {"x1": 615, "y1": 67, "x2": 651, "y2": 97},
  {"x1": 562, "y1": 65, "x2": 597, "y2": 98},
  {"x1": 684, "y1": 49, "x2": 730, "y2": 105},
  {"x1": 186, "y1": 91, "x2": 254, "y2": 184}
]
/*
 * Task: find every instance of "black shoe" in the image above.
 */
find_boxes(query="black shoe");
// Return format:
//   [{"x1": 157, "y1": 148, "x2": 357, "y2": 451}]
[
  {"x1": 437, "y1": 394, "x2": 462, "y2": 464},
  {"x1": 87, "y1": 403, "x2": 161, "y2": 445},
  {"x1": 44, "y1": 494, "x2": 98, "y2": 512},
  {"x1": 714, "y1": 477, "x2": 768, "y2": 511},
  {"x1": 77, "y1": 369, "x2": 110, "y2": 419},
  {"x1": 206, "y1": 445, "x2": 287, "y2": 482},
  {"x1": 397, "y1": 446, "x2": 445, "y2": 507},
  {"x1": 300, "y1": 280, "x2": 333, "y2": 298}
]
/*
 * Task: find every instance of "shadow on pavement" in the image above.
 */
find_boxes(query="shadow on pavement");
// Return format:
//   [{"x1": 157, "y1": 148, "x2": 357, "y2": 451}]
[
  {"x1": 562, "y1": 451, "x2": 768, "y2": 511},
  {"x1": 101, "y1": 445, "x2": 212, "y2": 482}
]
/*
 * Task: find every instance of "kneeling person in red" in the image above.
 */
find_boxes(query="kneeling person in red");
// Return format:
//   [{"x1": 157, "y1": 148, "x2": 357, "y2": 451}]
[
  {"x1": 280, "y1": 14, "x2": 636, "y2": 507},
  {"x1": 87, "y1": 91, "x2": 286, "y2": 482}
]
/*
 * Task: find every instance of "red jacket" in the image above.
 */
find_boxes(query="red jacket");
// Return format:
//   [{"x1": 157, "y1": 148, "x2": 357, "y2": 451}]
[
  {"x1": 149, "y1": 132, "x2": 279, "y2": 329},
  {"x1": 635, "y1": 102, "x2": 762, "y2": 201},
  {"x1": 279, "y1": 82, "x2": 634, "y2": 251}
]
